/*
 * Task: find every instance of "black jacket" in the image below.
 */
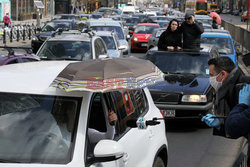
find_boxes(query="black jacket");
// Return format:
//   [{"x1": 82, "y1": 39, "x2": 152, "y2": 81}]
[
  {"x1": 225, "y1": 104, "x2": 250, "y2": 165},
  {"x1": 157, "y1": 29, "x2": 182, "y2": 50},
  {"x1": 179, "y1": 21, "x2": 204, "y2": 50},
  {"x1": 213, "y1": 69, "x2": 250, "y2": 137}
]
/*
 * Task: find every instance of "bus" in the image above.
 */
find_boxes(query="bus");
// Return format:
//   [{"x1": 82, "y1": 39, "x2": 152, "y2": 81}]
[
  {"x1": 208, "y1": 3, "x2": 221, "y2": 13},
  {"x1": 185, "y1": 0, "x2": 208, "y2": 15}
]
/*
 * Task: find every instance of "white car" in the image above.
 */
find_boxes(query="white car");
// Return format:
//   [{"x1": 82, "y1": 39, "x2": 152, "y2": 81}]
[{"x1": 0, "y1": 61, "x2": 168, "y2": 167}]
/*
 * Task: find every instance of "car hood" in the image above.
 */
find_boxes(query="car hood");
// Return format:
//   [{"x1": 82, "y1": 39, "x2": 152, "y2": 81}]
[
  {"x1": 148, "y1": 74, "x2": 210, "y2": 94},
  {"x1": 133, "y1": 34, "x2": 152, "y2": 40}
]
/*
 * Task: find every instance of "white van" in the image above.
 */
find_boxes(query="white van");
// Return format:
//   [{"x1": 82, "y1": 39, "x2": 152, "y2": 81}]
[
  {"x1": 122, "y1": 6, "x2": 136, "y2": 15},
  {"x1": 0, "y1": 61, "x2": 168, "y2": 167}
]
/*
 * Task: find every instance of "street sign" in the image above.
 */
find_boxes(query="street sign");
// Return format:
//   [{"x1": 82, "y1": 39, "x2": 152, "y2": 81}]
[{"x1": 34, "y1": 1, "x2": 44, "y2": 8}]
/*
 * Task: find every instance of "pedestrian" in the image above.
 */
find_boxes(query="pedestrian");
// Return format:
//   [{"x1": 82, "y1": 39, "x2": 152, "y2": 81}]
[
  {"x1": 225, "y1": 84, "x2": 250, "y2": 167},
  {"x1": 73, "y1": 6, "x2": 77, "y2": 14},
  {"x1": 212, "y1": 15, "x2": 218, "y2": 29},
  {"x1": 201, "y1": 56, "x2": 250, "y2": 137},
  {"x1": 157, "y1": 19, "x2": 182, "y2": 51},
  {"x1": 3, "y1": 13, "x2": 11, "y2": 27},
  {"x1": 179, "y1": 12, "x2": 204, "y2": 51}
]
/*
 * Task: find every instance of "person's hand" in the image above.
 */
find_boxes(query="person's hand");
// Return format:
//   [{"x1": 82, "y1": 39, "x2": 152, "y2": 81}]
[
  {"x1": 201, "y1": 114, "x2": 221, "y2": 127},
  {"x1": 167, "y1": 46, "x2": 175, "y2": 51},
  {"x1": 239, "y1": 84, "x2": 250, "y2": 105},
  {"x1": 177, "y1": 46, "x2": 182, "y2": 50},
  {"x1": 108, "y1": 110, "x2": 118, "y2": 125}
]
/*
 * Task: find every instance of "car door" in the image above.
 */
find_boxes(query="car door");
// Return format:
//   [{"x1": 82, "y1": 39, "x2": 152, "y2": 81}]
[
  {"x1": 109, "y1": 90, "x2": 153, "y2": 167},
  {"x1": 94, "y1": 38, "x2": 108, "y2": 59}
]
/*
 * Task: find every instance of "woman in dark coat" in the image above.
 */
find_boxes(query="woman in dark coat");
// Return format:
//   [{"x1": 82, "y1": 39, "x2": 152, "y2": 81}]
[{"x1": 157, "y1": 19, "x2": 182, "y2": 51}]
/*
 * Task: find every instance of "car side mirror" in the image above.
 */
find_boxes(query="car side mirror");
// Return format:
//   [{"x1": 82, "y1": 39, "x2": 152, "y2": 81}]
[
  {"x1": 36, "y1": 27, "x2": 42, "y2": 31},
  {"x1": 118, "y1": 45, "x2": 127, "y2": 51},
  {"x1": 98, "y1": 54, "x2": 109, "y2": 59},
  {"x1": 126, "y1": 34, "x2": 131, "y2": 40}
]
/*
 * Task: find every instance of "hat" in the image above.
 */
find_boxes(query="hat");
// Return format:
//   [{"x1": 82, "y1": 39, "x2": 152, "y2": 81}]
[{"x1": 185, "y1": 12, "x2": 194, "y2": 19}]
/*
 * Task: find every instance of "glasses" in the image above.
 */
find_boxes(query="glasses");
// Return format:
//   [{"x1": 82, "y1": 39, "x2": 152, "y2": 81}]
[{"x1": 186, "y1": 17, "x2": 192, "y2": 20}]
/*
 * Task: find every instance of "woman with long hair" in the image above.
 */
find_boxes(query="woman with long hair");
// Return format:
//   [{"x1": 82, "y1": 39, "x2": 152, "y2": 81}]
[{"x1": 157, "y1": 19, "x2": 182, "y2": 51}]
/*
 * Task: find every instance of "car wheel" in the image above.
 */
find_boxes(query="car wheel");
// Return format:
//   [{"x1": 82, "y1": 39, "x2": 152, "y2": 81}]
[{"x1": 153, "y1": 156, "x2": 165, "y2": 167}]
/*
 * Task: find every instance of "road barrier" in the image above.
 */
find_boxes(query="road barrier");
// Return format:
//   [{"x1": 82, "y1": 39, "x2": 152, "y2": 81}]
[
  {"x1": 222, "y1": 20, "x2": 250, "y2": 54},
  {"x1": 0, "y1": 24, "x2": 37, "y2": 45}
]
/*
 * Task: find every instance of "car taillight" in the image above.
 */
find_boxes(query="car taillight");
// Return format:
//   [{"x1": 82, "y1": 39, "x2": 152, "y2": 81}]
[{"x1": 159, "y1": 109, "x2": 165, "y2": 118}]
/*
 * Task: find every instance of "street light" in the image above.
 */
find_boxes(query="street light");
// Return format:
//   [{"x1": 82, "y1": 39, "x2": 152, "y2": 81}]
[{"x1": 34, "y1": 1, "x2": 44, "y2": 27}]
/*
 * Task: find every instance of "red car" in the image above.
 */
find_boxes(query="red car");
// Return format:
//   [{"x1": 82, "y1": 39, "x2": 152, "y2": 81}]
[{"x1": 131, "y1": 23, "x2": 160, "y2": 52}]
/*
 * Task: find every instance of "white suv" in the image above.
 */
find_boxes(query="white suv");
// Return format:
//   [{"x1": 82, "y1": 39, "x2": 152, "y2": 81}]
[{"x1": 0, "y1": 61, "x2": 168, "y2": 167}]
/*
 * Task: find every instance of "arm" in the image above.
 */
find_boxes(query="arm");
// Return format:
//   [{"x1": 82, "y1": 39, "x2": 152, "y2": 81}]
[
  {"x1": 225, "y1": 104, "x2": 250, "y2": 139},
  {"x1": 157, "y1": 31, "x2": 167, "y2": 50},
  {"x1": 193, "y1": 22, "x2": 204, "y2": 35}
]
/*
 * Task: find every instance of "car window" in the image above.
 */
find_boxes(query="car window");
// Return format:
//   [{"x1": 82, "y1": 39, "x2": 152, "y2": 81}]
[
  {"x1": 201, "y1": 37, "x2": 234, "y2": 55},
  {"x1": 100, "y1": 36, "x2": 116, "y2": 50},
  {"x1": 109, "y1": 89, "x2": 148, "y2": 137},
  {"x1": 37, "y1": 41, "x2": 92, "y2": 60},
  {"x1": 94, "y1": 39, "x2": 106, "y2": 58},
  {"x1": 134, "y1": 26, "x2": 159, "y2": 34},
  {"x1": 42, "y1": 22, "x2": 72, "y2": 32},
  {"x1": 91, "y1": 26, "x2": 124, "y2": 40},
  {"x1": 0, "y1": 92, "x2": 81, "y2": 164},
  {"x1": 146, "y1": 52, "x2": 211, "y2": 75}
]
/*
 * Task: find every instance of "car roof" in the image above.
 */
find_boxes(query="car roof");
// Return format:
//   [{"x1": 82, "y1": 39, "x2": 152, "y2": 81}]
[
  {"x1": 47, "y1": 33, "x2": 93, "y2": 42},
  {"x1": 202, "y1": 29, "x2": 231, "y2": 38},
  {"x1": 88, "y1": 19, "x2": 121, "y2": 27},
  {"x1": 95, "y1": 31, "x2": 114, "y2": 36},
  {"x1": 137, "y1": 23, "x2": 160, "y2": 26},
  {"x1": 0, "y1": 61, "x2": 88, "y2": 96}
]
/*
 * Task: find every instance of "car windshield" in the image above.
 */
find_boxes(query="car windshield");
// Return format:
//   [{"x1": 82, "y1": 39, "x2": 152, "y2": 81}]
[
  {"x1": 101, "y1": 36, "x2": 116, "y2": 50},
  {"x1": 37, "y1": 41, "x2": 92, "y2": 60},
  {"x1": 201, "y1": 37, "x2": 234, "y2": 55},
  {"x1": 124, "y1": 17, "x2": 139, "y2": 24},
  {"x1": 134, "y1": 26, "x2": 159, "y2": 34},
  {"x1": 196, "y1": 18, "x2": 212, "y2": 25},
  {"x1": 91, "y1": 26, "x2": 124, "y2": 40},
  {"x1": 0, "y1": 93, "x2": 81, "y2": 164},
  {"x1": 42, "y1": 22, "x2": 72, "y2": 32},
  {"x1": 157, "y1": 21, "x2": 169, "y2": 28},
  {"x1": 145, "y1": 52, "x2": 210, "y2": 75},
  {"x1": 196, "y1": 2, "x2": 207, "y2": 10}
]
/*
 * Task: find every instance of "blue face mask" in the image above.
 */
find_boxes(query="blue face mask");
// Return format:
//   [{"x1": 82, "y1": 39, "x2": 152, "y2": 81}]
[{"x1": 209, "y1": 73, "x2": 222, "y2": 91}]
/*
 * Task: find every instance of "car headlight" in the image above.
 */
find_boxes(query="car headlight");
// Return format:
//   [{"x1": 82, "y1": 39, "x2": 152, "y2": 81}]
[
  {"x1": 133, "y1": 37, "x2": 138, "y2": 41},
  {"x1": 181, "y1": 95, "x2": 207, "y2": 103},
  {"x1": 32, "y1": 35, "x2": 38, "y2": 41}
]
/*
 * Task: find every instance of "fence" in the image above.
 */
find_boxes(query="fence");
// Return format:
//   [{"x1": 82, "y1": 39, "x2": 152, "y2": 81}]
[
  {"x1": 222, "y1": 20, "x2": 250, "y2": 54},
  {"x1": 0, "y1": 24, "x2": 38, "y2": 45}
]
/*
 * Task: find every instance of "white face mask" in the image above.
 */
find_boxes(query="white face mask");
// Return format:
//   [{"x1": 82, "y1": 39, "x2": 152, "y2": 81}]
[{"x1": 209, "y1": 73, "x2": 222, "y2": 91}]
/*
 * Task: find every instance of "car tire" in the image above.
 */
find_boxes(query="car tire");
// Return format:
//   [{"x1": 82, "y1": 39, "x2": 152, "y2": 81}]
[{"x1": 153, "y1": 156, "x2": 165, "y2": 167}]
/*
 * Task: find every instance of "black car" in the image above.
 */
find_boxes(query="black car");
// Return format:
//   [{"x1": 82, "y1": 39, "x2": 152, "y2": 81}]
[
  {"x1": 147, "y1": 28, "x2": 166, "y2": 50},
  {"x1": 31, "y1": 19, "x2": 83, "y2": 53},
  {"x1": 145, "y1": 45, "x2": 219, "y2": 120}
]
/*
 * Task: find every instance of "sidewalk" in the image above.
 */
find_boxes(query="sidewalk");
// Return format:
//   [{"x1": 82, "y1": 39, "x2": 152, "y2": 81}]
[{"x1": 0, "y1": 16, "x2": 52, "y2": 27}]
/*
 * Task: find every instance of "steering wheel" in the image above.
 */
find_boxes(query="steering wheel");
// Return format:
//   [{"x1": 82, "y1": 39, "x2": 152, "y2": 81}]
[{"x1": 28, "y1": 132, "x2": 69, "y2": 157}]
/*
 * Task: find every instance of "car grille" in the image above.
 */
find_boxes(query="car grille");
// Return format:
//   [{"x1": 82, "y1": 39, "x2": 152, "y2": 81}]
[
  {"x1": 150, "y1": 91, "x2": 180, "y2": 104},
  {"x1": 136, "y1": 42, "x2": 148, "y2": 48},
  {"x1": 38, "y1": 36, "x2": 48, "y2": 41}
]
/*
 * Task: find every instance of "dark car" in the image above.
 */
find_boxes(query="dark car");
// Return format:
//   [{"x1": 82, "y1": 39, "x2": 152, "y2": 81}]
[
  {"x1": 31, "y1": 19, "x2": 82, "y2": 53},
  {"x1": 0, "y1": 47, "x2": 40, "y2": 66},
  {"x1": 52, "y1": 14, "x2": 81, "y2": 21},
  {"x1": 144, "y1": 45, "x2": 219, "y2": 120},
  {"x1": 147, "y1": 28, "x2": 166, "y2": 50},
  {"x1": 123, "y1": 17, "x2": 140, "y2": 36}
]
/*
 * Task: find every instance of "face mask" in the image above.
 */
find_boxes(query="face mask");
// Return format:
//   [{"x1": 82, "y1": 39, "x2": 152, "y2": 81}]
[{"x1": 209, "y1": 73, "x2": 222, "y2": 91}]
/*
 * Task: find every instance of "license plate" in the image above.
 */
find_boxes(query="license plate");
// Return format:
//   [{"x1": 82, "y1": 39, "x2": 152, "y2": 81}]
[
  {"x1": 141, "y1": 43, "x2": 147, "y2": 47},
  {"x1": 163, "y1": 110, "x2": 176, "y2": 117}
]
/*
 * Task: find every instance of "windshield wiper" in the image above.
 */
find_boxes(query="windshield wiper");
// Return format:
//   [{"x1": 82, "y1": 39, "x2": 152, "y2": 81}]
[{"x1": 0, "y1": 159, "x2": 21, "y2": 163}]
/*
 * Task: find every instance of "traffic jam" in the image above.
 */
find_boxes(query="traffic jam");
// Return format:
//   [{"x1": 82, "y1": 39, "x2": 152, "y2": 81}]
[{"x1": 0, "y1": 0, "x2": 250, "y2": 167}]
